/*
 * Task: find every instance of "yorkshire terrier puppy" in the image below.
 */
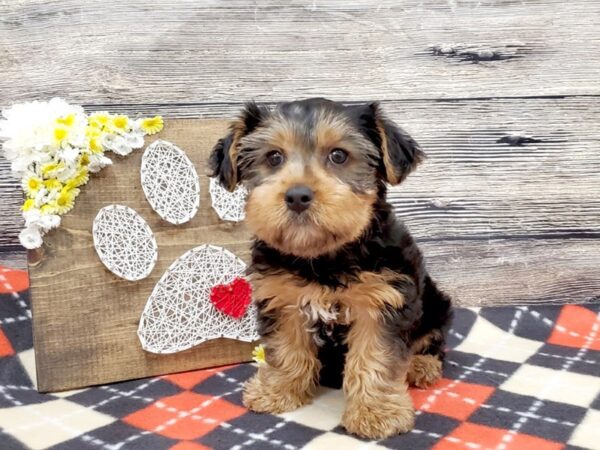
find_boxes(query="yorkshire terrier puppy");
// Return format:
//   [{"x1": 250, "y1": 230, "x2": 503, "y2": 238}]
[{"x1": 209, "y1": 98, "x2": 453, "y2": 439}]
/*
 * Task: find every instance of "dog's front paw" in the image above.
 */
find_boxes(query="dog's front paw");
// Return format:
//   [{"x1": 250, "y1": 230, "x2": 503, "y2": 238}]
[
  {"x1": 243, "y1": 374, "x2": 312, "y2": 414},
  {"x1": 407, "y1": 354, "x2": 443, "y2": 389},
  {"x1": 342, "y1": 393, "x2": 415, "y2": 439}
]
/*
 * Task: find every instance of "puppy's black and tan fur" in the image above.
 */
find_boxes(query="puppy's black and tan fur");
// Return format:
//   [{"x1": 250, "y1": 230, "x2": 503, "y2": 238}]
[{"x1": 209, "y1": 98, "x2": 453, "y2": 439}]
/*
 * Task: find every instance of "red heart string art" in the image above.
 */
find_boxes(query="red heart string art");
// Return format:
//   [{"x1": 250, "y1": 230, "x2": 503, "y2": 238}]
[{"x1": 209, "y1": 277, "x2": 253, "y2": 319}]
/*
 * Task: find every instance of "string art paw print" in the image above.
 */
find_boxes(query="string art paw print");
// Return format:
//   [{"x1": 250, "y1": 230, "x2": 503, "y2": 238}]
[
  {"x1": 209, "y1": 177, "x2": 248, "y2": 222},
  {"x1": 92, "y1": 138, "x2": 257, "y2": 353},
  {"x1": 141, "y1": 140, "x2": 200, "y2": 225},
  {"x1": 92, "y1": 205, "x2": 158, "y2": 281},
  {"x1": 137, "y1": 244, "x2": 259, "y2": 354}
]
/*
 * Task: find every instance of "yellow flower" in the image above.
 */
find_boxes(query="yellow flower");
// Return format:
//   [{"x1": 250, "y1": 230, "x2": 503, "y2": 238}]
[
  {"x1": 88, "y1": 112, "x2": 111, "y2": 130},
  {"x1": 79, "y1": 153, "x2": 90, "y2": 166},
  {"x1": 22, "y1": 199, "x2": 35, "y2": 212},
  {"x1": 64, "y1": 179, "x2": 77, "y2": 190},
  {"x1": 48, "y1": 188, "x2": 79, "y2": 215},
  {"x1": 56, "y1": 113, "x2": 76, "y2": 127},
  {"x1": 41, "y1": 162, "x2": 65, "y2": 178},
  {"x1": 22, "y1": 174, "x2": 43, "y2": 195},
  {"x1": 77, "y1": 167, "x2": 89, "y2": 184},
  {"x1": 53, "y1": 126, "x2": 69, "y2": 144},
  {"x1": 43, "y1": 179, "x2": 63, "y2": 191},
  {"x1": 88, "y1": 120, "x2": 102, "y2": 130},
  {"x1": 252, "y1": 344, "x2": 266, "y2": 365},
  {"x1": 140, "y1": 116, "x2": 164, "y2": 135},
  {"x1": 85, "y1": 125, "x2": 102, "y2": 139},
  {"x1": 40, "y1": 204, "x2": 54, "y2": 214},
  {"x1": 88, "y1": 137, "x2": 103, "y2": 154},
  {"x1": 66, "y1": 168, "x2": 89, "y2": 189},
  {"x1": 111, "y1": 115, "x2": 129, "y2": 132}
]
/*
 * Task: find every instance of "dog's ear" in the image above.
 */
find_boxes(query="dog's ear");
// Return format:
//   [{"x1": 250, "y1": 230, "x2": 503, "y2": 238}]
[
  {"x1": 209, "y1": 101, "x2": 268, "y2": 191},
  {"x1": 358, "y1": 102, "x2": 426, "y2": 185}
]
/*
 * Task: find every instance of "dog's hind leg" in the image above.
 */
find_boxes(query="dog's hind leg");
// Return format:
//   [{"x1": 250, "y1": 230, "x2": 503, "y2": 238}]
[
  {"x1": 407, "y1": 337, "x2": 445, "y2": 389},
  {"x1": 407, "y1": 275, "x2": 453, "y2": 389}
]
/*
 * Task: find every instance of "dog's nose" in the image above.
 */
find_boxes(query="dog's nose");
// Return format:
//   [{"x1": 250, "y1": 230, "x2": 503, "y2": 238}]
[{"x1": 285, "y1": 185, "x2": 314, "y2": 213}]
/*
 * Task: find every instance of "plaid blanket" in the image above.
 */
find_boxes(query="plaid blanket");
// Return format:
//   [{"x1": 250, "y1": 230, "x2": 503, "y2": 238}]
[{"x1": 0, "y1": 265, "x2": 599, "y2": 450}]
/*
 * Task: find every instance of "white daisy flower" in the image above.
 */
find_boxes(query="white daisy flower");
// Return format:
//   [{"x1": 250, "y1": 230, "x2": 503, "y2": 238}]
[
  {"x1": 88, "y1": 154, "x2": 113, "y2": 173},
  {"x1": 22, "y1": 172, "x2": 43, "y2": 196},
  {"x1": 125, "y1": 132, "x2": 145, "y2": 149},
  {"x1": 11, "y1": 157, "x2": 32, "y2": 174},
  {"x1": 56, "y1": 165, "x2": 78, "y2": 183},
  {"x1": 19, "y1": 225, "x2": 43, "y2": 249},
  {"x1": 38, "y1": 214, "x2": 61, "y2": 231},
  {"x1": 1, "y1": 98, "x2": 84, "y2": 156},
  {"x1": 7, "y1": 147, "x2": 50, "y2": 175},
  {"x1": 23, "y1": 208, "x2": 42, "y2": 226},
  {"x1": 57, "y1": 146, "x2": 81, "y2": 164},
  {"x1": 33, "y1": 188, "x2": 50, "y2": 207},
  {"x1": 102, "y1": 134, "x2": 132, "y2": 156},
  {"x1": 132, "y1": 118, "x2": 143, "y2": 133}
]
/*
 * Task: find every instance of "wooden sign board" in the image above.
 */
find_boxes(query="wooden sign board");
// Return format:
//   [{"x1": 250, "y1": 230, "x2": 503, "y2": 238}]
[{"x1": 28, "y1": 119, "x2": 256, "y2": 392}]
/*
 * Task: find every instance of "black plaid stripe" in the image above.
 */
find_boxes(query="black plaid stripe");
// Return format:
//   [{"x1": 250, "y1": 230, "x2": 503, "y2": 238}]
[
  {"x1": 445, "y1": 351, "x2": 521, "y2": 387},
  {"x1": 67, "y1": 377, "x2": 182, "y2": 418},
  {"x1": 49, "y1": 421, "x2": 177, "y2": 450},
  {"x1": 527, "y1": 342, "x2": 600, "y2": 377},
  {"x1": 0, "y1": 357, "x2": 49, "y2": 407},
  {"x1": 0, "y1": 291, "x2": 33, "y2": 354},
  {"x1": 380, "y1": 413, "x2": 460, "y2": 449},
  {"x1": 193, "y1": 364, "x2": 256, "y2": 408},
  {"x1": 591, "y1": 392, "x2": 600, "y2": 410},
  {"x1": 480, "y1": 305, "x2": 562, "y2": 342},
  {"x1": 446, "y1": 307, "x2": 478, "y2": 349},
  {"x1": 0, "y1": 428, "x2": 29, "y2": 450},
  {"x1": 469, "y1": 389, "x2": 587, "y2": 443},
  {"x1": 200, "y1": 413, "x2": 321, "y2": 450}
]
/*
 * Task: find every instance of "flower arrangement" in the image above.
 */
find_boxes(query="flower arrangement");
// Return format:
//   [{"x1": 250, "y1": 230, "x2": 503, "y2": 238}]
[{"x1": 0, "y1": 98, "x2": 163, "y2": 249}]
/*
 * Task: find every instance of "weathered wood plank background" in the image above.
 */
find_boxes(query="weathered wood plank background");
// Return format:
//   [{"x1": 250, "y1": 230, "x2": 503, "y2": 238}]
[{"x1": 1, "y1": 0, "x2": 599, "y2": 307}]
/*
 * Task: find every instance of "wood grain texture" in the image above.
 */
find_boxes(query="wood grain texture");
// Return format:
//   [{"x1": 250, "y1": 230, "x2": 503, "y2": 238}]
[
  {"x1": 423, "y1": 238, "x2": 600, "y2": 307},
  {"x1": 0, "y1": 250, "x2": 27, "y2": 271},
  {"x1": 3, "y1": 97, "x2": 600, "y2": 248},
  {"x1": 0, "y1": 164, "x2": 24, "y2": 254},
  {"x1": 29, "y1": 119, "x2": 257, "y2": 392},
  {"x1": 1, "y1": 0, "x2": 599, "y2": 106}
]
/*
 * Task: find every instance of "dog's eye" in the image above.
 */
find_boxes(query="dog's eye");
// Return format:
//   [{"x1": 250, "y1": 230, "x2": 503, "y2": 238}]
[
  {"x1": 266, "y1": 150, "x2": 284, "y2": 167},
  {"x1": 329, "y1": 148, "x2": 348, "y2": 165}
]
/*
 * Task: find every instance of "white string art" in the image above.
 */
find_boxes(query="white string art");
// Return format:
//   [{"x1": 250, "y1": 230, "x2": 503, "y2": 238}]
[
  {"x1": 137, "y1": 244, "x2": 259, "y2": 354},
  {"x1": 92, "y1": 205, "x2": 158, "y2": 281},
  {"x1": 141, "y1": 140, "x2": 200, "y2": 225},
  {"x1": 209, "y1": 177, "x2": 248, "y2": 222}
]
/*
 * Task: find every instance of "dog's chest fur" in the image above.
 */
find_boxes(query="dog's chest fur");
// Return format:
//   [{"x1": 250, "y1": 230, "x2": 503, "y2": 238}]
[
  {"x1": 252, "y1": 268, "x2": 408, "y2": 344},
  {"x1": 299, "y1": 295, "x2": 351, "y2": 346}
]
